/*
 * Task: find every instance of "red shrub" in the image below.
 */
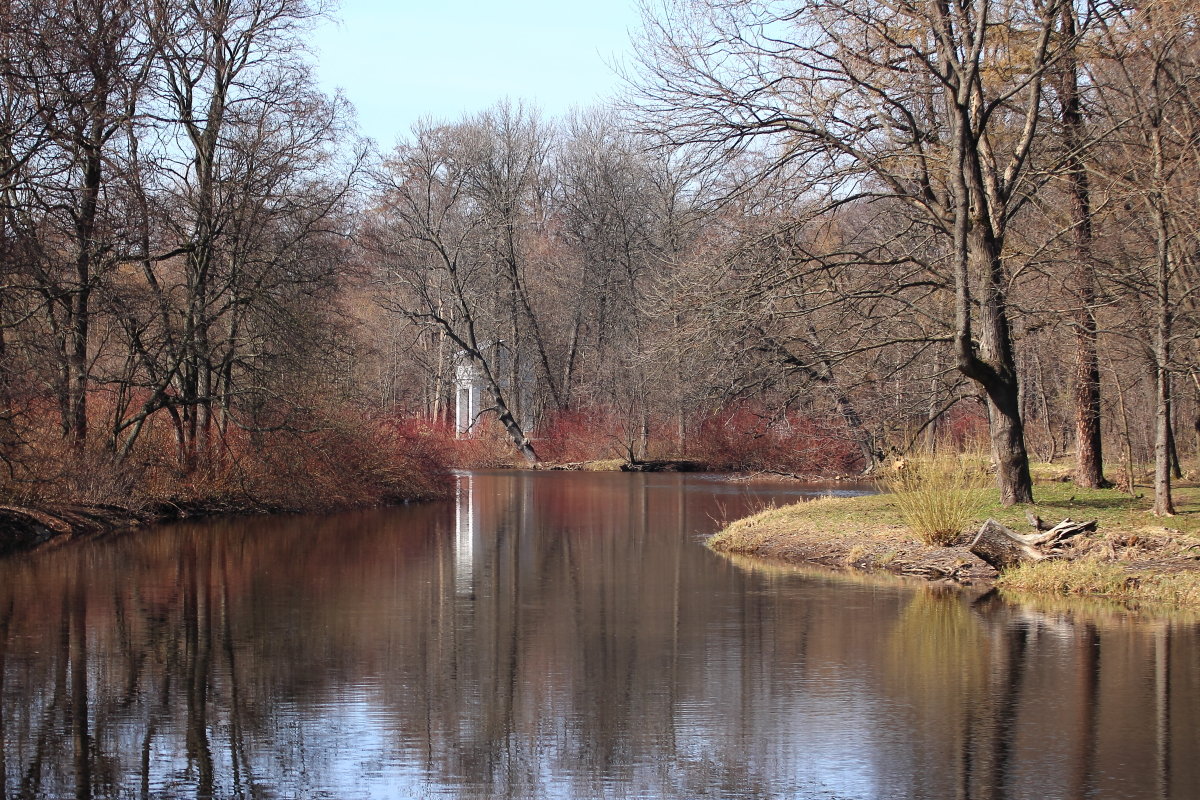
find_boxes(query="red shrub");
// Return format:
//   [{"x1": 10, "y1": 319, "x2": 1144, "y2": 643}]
[
  {"x1": 234, "y1": 412, "x2": 456, "y2": 508},
  {"x1": 689, "y1": 405, "x2": 863, "y2": 476},
  {"x1": 534, "y1": 407, "x2": 627, "y2": 463},
  {"x1": 941, "y1": 403, "x2": 990, "y2": 448}
]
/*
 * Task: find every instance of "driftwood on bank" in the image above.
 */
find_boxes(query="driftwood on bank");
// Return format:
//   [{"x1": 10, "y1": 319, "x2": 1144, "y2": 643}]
[
  {"x1": 1024, "y1": 518, "x2": 1097, "y2": 547},
  {"x1": 970, "y1": 520, "x2": 1049, "y2": 570},
  {"x1": 969, "y1": 517, "x2": 1098, "y2": 572},
  {"x1": 619, "y1": 460, "x2": 703, "y2": 472},
  {"x1": 1026, "y1": 510, "x2": 1050, "y2": 531}
]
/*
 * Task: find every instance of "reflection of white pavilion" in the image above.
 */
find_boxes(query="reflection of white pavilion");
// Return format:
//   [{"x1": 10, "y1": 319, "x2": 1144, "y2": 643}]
[{"x1": 454, "y1": 473, "x2": 477, "y2": 596}]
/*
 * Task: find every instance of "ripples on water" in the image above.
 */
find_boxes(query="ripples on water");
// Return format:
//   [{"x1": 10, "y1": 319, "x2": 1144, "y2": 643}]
[{"x1": 0, "y1": 470, "x2": 1197, "y2": 799}]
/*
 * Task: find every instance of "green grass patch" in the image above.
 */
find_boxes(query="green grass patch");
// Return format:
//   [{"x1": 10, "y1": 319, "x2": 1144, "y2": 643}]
[
  {"x1": 979, "y1": 481, "x2": 1200, "y2": 533},
  {"x1": 707, "y1": 492, "x2": 911, "y2": 553}
]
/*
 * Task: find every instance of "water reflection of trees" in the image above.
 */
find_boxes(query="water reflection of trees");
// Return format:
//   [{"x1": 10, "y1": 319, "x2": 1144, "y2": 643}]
[
  {"x1": 0, "y1": 473, "x2": 1197, "y2": 799},
  {"x1": 884, "y1": 587, "x2": 1199, "y2": 800}
]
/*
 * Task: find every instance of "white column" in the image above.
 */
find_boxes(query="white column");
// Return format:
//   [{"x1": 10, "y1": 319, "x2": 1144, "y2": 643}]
[
  {"x1": 468, "y1": 384, "x2": 482, "y2": 433},
  {"x1": 456, "y1": 386, "x2": 469, "y2": 435}
]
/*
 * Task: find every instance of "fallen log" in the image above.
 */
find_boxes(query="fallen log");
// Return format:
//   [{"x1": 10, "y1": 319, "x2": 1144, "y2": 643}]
[
  {"x1": 970, "y1": 519, "x2": 1049, "y2": 571},
  {"x1": 1023, "y1": 518, "x2": 1097, "y2": 548},
  {"x1": 1026, "y1": 509, "x2": 1051, "y2": 531},
  {"x1": 969, "y1": 517, "x2": 1099, "y2": 572}
]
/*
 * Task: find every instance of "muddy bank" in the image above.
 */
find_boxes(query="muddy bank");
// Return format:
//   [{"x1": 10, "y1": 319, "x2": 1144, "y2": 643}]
[
  {"x1": 0, "y1": 499, "x2": 273, "y2": 558},
  {"x1": 0, "y1": 504, "x2": 147, "y2": 557},
  {"x1": 706, "y1": 486, "x2": 1200, "y2": 606},
  {"x1": 0, "y1": 492, "x2": 433, "y2": 558},
  {"x1": 708, "y1": 520, "x2": 998, "y2": 585}
]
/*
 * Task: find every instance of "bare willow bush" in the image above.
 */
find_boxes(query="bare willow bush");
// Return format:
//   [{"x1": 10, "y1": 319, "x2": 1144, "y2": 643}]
[{"x1": 879, "y1": 451, "x2": 990, "y2": 546}]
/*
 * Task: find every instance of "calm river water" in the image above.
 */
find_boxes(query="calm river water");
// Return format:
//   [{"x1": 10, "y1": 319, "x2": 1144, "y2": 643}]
[{"x1": 0, "y1": 470, "x2": 1197, "y2": 799}]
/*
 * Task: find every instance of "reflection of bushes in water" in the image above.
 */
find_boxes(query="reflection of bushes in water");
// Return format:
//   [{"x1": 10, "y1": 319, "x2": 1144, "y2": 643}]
[
  {"x1": 887, "y1": 586, "x2": 987, "y2": 699},
  {"x1": 0, "y1": 510, "x2": 451, "y2": 799},
  {"x1": 998, "y1": 577, "x2": 1200, "y2": 624}
]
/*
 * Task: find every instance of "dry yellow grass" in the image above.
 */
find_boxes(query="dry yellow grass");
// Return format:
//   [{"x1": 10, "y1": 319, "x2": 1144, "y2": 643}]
[
  {"x1": 878, "y1": 452, "x2": 990, "y2": 545},
  {"x1": 997, "y1": 558, "x2": 1200, "y2": 607}
]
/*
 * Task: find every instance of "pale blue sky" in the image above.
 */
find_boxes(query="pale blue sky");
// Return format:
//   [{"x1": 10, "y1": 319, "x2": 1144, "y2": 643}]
[{"x1": 311, "y1": 1, "x2": 643, "y2": 147}]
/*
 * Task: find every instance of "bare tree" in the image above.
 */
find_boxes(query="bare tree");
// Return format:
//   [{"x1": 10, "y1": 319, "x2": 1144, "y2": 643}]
[
  {"x1": 368, "y1": 117, "x2": 540, "y2": 464},
  {"x1": 2, "y1": 0, "x2": 151, "y2": 447},
  {"x1": 629, "y1": 0, "x2": 1108, "y2": 502},
  {"x1": 1088, "y1": 4, "x2": 1200, "y2": 514},
  {"x1": 122, "y1": 0, "x2": 348, "y2": 467},
  {"x1": 555, "y1": 110, "x2": 686, "y2": 455}
]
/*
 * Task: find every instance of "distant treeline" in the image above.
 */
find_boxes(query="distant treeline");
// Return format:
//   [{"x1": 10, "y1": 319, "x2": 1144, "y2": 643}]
[{"x1": 2, "y1": 0, "x2": 1198, "y2": 511}]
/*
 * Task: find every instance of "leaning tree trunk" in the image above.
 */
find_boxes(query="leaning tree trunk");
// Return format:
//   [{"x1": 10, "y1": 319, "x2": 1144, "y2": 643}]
[
  {"x1": 948, "y1": 90, "x2": 1034, "y2": 506},
  {"x1": 957, "y1": 222, "x2": 1035, "y2": 506},
  {"x1": 493, "y1": 391, "x2": 539, "y2": 466},
  {"x1": 477, "y1": 357, "x2": 539, "y2": 466}
]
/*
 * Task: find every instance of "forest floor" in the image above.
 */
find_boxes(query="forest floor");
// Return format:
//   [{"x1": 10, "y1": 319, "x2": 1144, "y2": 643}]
[{"x1": 708, "y1": 474, "x2": 1200, "y2": 611}]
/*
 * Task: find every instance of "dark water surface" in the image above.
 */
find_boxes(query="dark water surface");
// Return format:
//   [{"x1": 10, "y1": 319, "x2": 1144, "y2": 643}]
[{"x1": 0, "y1": 470, "x2": 1197, "y2": 799}]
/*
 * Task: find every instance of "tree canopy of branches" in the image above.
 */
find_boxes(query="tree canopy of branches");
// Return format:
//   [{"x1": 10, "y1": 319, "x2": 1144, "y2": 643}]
[
  {"x1": 626, "y1": 0, "x2": 1141, "y2": 503},
  {"x1": 0, "y1": 0, "x2": 362, "y2": 492},
  {"x1": 3, "y1": 0, "x2": 1200, "y2": 517}
]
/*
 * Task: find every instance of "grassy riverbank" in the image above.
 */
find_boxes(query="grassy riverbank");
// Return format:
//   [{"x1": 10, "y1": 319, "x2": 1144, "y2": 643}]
[{"x1": 708, "y1": 480, "x2": 1200, "y2": 609}]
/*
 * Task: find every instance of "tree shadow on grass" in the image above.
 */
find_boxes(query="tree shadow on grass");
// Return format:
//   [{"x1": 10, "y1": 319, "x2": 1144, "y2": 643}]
[{"x1": 1051, "y1": 497, "x2": 1142, "y2": 511}]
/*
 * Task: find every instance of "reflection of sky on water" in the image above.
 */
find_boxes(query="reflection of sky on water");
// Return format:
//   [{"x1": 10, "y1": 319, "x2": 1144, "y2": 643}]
[{"x1": 0, "y1": 471, "x2": 1197, "y2": 799}]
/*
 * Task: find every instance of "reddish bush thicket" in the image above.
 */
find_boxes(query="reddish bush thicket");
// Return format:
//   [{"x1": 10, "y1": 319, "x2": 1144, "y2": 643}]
[
  {"x1": 487, "y1": 404, "x2": 862, "y2": 475},
  {"x1": 689, "y1": 407, "x2": 863, "y2": 475},
  {"x1": 231, "y1": 413, "x2": 456, "y2": 509},
  {"x1": 0, "y1": 400, "x2": 456, "y2": 511},
  {"x1": 942, "y1": 404, "x2": 989, "y2": 448},
  {"x1": 533, "y1": 408, "x2": 627, "y2": 464},
  {"x1": 0, "y1": 395, "x2": 869, "y2": 507}
]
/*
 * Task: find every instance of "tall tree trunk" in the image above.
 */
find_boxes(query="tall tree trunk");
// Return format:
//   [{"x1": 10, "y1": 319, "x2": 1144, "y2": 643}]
[
  {"x1": 1073, "y1": 309, "x2": 1105, "y2": 487},
  {"x1": 1153, "y1": 251, "x2": 1175, "y2": 515},
  {"x1": 1167, "y1": 400, "x2": 1182, "y2": 478},
  {"x1": 1150, "y1": 122, "x2": 1175, "y2": 515},
  {"x1": 947, "y1": 66, "x2": 1035, "y2": 505},
  {"x1": 66, "y1": 114, "x2": 108, "y2": 451},
  {"x1": 1059, "y1": 4, "x2": 1105, "y2": 488}
]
